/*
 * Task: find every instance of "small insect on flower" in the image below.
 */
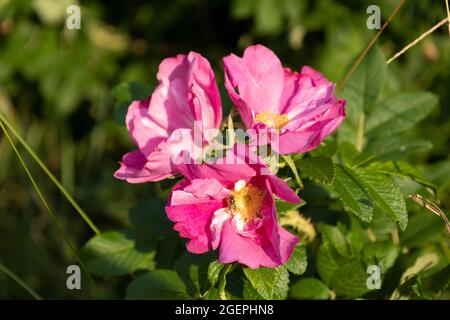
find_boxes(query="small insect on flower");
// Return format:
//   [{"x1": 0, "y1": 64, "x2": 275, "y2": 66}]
[
  {"x1": 227, "y1": 195, "x2": 236, "y2": 212},
  {"x1": 165, "y1": 145, "x2": 301, "y2": 269}
]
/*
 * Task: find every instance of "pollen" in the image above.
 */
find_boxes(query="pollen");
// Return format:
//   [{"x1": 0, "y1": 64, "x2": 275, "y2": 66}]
[
  {"x1": 227, "y1": 180, "x2": 266, "y2": 221},
  {"x1": 255, "y1": 111, "x2": 289, "y2": 130}
]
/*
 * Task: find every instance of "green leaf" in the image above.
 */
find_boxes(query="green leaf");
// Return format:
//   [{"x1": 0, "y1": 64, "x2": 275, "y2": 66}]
[
  {"x1": 330, "y1": 260, "x2": 370, "y2": 298},
  {"x1": 366, "y1": 92, "x2": 438, "y2": 138},
  {"x1": 217, "y1": 264, "x2": 234, "y2": 300},
  {"x1": 339, "y1": 142, "x2": 360, "y2": 167},
  {"x1": 125, "y1": 270, "x2": 191, "y2": 300},
  {"x1": 173, "y1": 252, "x2": 200, "y2": 297},
  {"x1": 362, "y1": 241, "x2": 399, "y2": 273},
  {"x1": 347, "y1": 216, "x2": 369, "y2": 255},
  {"x1": 364, "y1": 209, "x2": 397, "y2": 241},
  {"x1": 338, "y1": 142, "x2": 373, "y2": 168},
  {"x1": 338, "y1": 46, "x2": 386, "y2": 145},
  {"x1": 421, "y1": 160, "x2": 450, "y2": 187},
  {"x1": 309, "y1": 138, "x2": 338, "y2": 158},
  {"x1": 198, "y1": 251, "x2": 224, "y2": 295},
  {"x1": 112, "y1": 82, "x2": 152, "y2": 103},
  {"x1": 355, "y1": 168, "x2": 408, "y2": 230},
  {"x1": 400, "y1": 211, "x2": 445, "y2": 247},
  {"x1": 243, "y1": 279, "x2": 264, "y2": 300},
  {"x1": 333, "y1": 165, "x2": 374, "y2": 222},
  {"x1": 341, "y1": 46, "x2": 387, "y2": 125},
  {"x1": 114, "y1": 101, "x2": 129, "y2": 125},
  {"x1": 317, "y1": 241, "x2": 374, "y2": 299},
  {"x1": 368, "y1": 161, "x2": 436, "y2": 190},
  {"x1": 365, "y1": 136, "x2": 433, "y2": 161},
  {"x1": 317, "y1": 242, "x2": 350, "y2": 284},
  {"x1": 81, "y1": 230, "x2": 155, "y2": 278},
  {"x1": 419, "y1": 265, "x2": 450, "y2": 299},
  {"x1": 318, "y1": 224, "x2": 350, "y2": 257},
  {"x1": 112, "y1": 82, "x2": 153, "y2": 125},
  {"x1": 275, "y1": 198, "x2": 304, "y2": 215},
  {"x1": 391, "y1": 251, "x2": 442, "y2": 300},
  {"x1": 243, "y1": 266, "x2": 290, "y2": 300},
  {"x1": 285, "y1": 245, "x2": 307, "y2": 275},
  {"x1": 299, "y1": 156, "x2": 335, "y2": 185},
  {"x1": 289, "y1": 278, "x2": 332, "y2": 300}
]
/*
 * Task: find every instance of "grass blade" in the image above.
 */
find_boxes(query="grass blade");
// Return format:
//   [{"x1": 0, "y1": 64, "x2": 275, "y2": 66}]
[
  {"x1": 0, "y1": 119, "x2": 100, "y2": 297},
  {"x1": 0, "y1": 261, "x2": 43, "y2": 300},
  {"x1": 0, "y1": 112, "x2": 100, "y2": 235}
]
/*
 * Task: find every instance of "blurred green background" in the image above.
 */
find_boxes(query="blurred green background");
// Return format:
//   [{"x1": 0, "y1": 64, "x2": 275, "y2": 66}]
[{"x1": 0, "y1": 0, "x2": 449, "y2": 299}]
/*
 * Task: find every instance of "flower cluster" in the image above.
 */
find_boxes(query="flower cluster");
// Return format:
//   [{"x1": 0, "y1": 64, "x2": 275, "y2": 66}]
[{"x1": 115, "y1": 44, "x2": 345, "y2": 269}]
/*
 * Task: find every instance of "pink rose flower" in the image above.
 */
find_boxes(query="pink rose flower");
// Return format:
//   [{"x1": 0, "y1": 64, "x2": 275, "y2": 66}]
[
  {"x1": 114, "y1": 52, "x2": 222, "y2": 182},
  {"x1": 223, "y1": 44, "x2": 346, "y2": 155},
  {"x1": 166, "y1": 145, "x2": 301, "y2": 269}
]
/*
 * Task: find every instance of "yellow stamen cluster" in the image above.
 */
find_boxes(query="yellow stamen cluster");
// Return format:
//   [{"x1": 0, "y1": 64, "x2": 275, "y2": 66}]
[
  {"x1": 255, "y1": 111, "x2": 289, "y2": 130},
  {"x1": 227, "y1": 182, "x2": 266, "y2": 221}
]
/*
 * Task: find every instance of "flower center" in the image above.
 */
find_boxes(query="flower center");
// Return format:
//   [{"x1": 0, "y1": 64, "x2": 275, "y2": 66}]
[
  {"x1": 255, "y1": 111, "x2": 289, "y2": 129},
  {"x1": 227, "y1": 180, "x2": 266, "y2": 221}
]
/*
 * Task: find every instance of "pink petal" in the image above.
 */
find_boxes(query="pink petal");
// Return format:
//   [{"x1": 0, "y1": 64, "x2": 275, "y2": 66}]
[
  {"x1": 126, "y1": 99, "x2": 169, "y2": 158},
  {"x1": 223, "y1": 75, "x2": 255, "y2": 129},
  {"x1": 312, "y1": 98, "x2": 346, "y2": 144},
  {"x1": 166, "y1": 187, "x2": 224, "y2": 254},
  {"x1": 126, "y1": 52, "x2": 221, "y2": 159},
  {"x1": 114, "y1": 150, "x2": 156, "y2": 183},
  {"x1": 156, "y1": 52, "x2": 222, "y2": 131},
  {"x1": 210, "y1": 208, "x2": 232, "y2": 250},
  {"x1": 280, "y1": 67, "x2": 334, "y2": 120},
  {"x1": 277, "y1": 226, "x2": 300, "y2": 264},
  {"x1": 275, "y1": 98, "x2": 345, "y2": 154},
  {"x1": 145, "y1": 128, "x2": 199, "y2": 180},
  {"x1": 167, "y1": 179, "x2": 229, "y2": 254},
  {"x1": 266, "y1": 175, "x2": 301, "y2": 204},
  {"x1": 223, "y1": 44, "x2": 284, "y2": 114},
  {"x1": 188, "y1": 53, "x2": 222, "y2": 130},
  {"x1": 273, "y1": 129, "x2": 321, "y2": 155},
  {"x1": 183, "y1": 179, "x2": 230, "y2": 200},
  {"x1": 218, "y1": 219, "x2": 298, "y2": 269},
  {"x1": 176, "y1": 144, "x2": 263, "y2": 188},
  {"x1": 218, "y1": 193, "x2": 299, "y2": 268}
]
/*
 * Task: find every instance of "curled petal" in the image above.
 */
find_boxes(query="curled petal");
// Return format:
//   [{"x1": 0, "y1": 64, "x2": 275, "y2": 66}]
[
  {"x1": 116, "y1": 51, "x2": 222, "y2": 183},
  {"x1": 223, "y1": 45, "x2": 284, "y2": 114},
  {"x1": 176, "y1": 144, "x2": 265, "y2": 187},
  {"x1": 218, "y1": 219, "x2": 298, "y2": 269},
  {"x1": 126, "y1": 99, "x2": 168, "y2": 158},
  {"x1": 114, "y1": 150, "x2": 156, "y2": 183},
  {"x1": 166, "y1": 187, "x2": 224, "y2": 254},
  {"x1": 275, "y1": 98, "x2": 345, "y2": 154}
]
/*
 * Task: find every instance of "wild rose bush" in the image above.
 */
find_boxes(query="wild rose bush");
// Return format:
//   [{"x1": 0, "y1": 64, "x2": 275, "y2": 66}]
[{"x1": 80, "y1": 45, "x2": 448, "y2": 300}]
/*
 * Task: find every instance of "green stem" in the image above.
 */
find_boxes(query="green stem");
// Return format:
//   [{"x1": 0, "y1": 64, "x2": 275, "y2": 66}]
[
  {"x1": 355, "y1": 112, "x2": 365, "y2": 152},
  {"x1": 0, "y1": 261, "x2": 43, "y2": 300},
  {"x1": 282, "y1": 155, "x2": 303, "y2": 189},
  {"x1": 0, "y1": 112, "x2": 100, "y2": 235}
]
